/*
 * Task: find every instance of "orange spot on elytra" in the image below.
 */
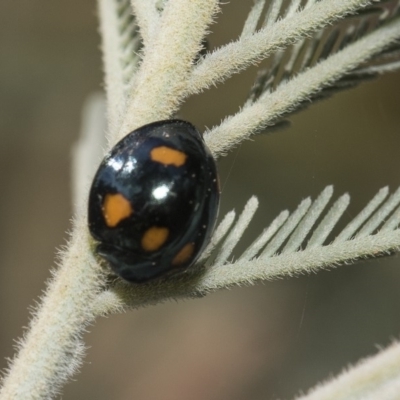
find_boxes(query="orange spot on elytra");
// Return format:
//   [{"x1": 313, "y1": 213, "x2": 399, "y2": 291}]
[
  {"x1": 102, "y1": 193, "x2": 133, "y2": 227},
  {"x1": 150, "y1": 146, "x2": 187, "y2": 167},
  {"x1": 141, "y1": 227, "x2": 169, "y2": 252},
  {"x1": 172, "y1": 243, "x2": 195, "y2": 266}
]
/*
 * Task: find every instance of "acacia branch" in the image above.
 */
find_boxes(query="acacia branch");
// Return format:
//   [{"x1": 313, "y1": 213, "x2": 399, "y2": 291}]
[
  {"x1": 187, "y1": 0, "x2": 377, "y2": 94},
  {"x1": 114, "y1": 0, "x2": 219, "y2": 144},
  {"x1": 0, "y1": 219, "x2": 105, "y2": 399},
  {"x1": 205, "y1": 17, "x2": 400, "y2": 157}
]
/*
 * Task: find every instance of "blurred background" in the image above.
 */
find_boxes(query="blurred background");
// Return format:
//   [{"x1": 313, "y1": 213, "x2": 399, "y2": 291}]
[{"x1": 1, "y1": 1, "x2": 400, "y2": 399}]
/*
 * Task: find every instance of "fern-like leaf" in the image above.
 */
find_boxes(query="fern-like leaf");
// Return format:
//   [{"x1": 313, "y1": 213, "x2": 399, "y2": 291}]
[
  {"x1": 247, "y1": 0, "x2": 400, "y2": 130},
  {"x1": 94, "y1": 185, "x2": 400, "y2": 314},
  {"x1": 206, "y1": 185, "x2": 400, "y2": 266},
  {"x1": 189, "y1": 0, "x2": 383, "y2": 94},
  {"x1": 206, "y1": 9, "x2": 400, "y2": 157}
]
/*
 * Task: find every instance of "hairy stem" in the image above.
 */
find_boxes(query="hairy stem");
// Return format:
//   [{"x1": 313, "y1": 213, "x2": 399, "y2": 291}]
[
  {"x1": 0, "y1": 218, "x2": 105, "y2": 399},
  {"x1": 295, "y1": 340, "x2": 400, "y2": 400},
  {"x1": 130, "y1": 0, "x2": 159, "y2": 48},
  {"x1": 114, "y1": 0, "x2": 219, "y2": 144}
]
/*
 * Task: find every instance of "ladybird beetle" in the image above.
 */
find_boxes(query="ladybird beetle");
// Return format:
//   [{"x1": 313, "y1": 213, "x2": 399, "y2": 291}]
[{"x1": 88, "y1": 120, "x2": 220, "y2": 283}]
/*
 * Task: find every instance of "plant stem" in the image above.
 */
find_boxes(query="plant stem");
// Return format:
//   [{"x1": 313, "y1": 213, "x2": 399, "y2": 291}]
[
  {"x1": 0, "y1": 218, "x2": 104, "y2": 399},
  {"x1": 205, "y1": 17, "x2": 400, "y2": 157},
  {"x1": 188, "y1": 0, "x2": 375, "y2": 94},
  {"x1": 114, "y1": 0, "x2": 219, "y2": 144}
]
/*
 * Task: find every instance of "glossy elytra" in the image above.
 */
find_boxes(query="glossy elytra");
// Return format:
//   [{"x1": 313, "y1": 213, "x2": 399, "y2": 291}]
[{"x1": 88, "y1": 120, "x2": 220, "y2": 283}]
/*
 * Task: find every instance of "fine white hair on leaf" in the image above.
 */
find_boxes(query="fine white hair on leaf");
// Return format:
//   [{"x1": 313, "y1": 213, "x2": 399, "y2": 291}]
[
  {"x1": 356, "y1": 186, "x2": 400, "y2": 238},
  {"x1": 238, "y1": 210, "x2": 289, "y2": 262},
  {"x1": 357, "y1": 60, "x2": 400, "y2": 75},
  {"x1": 130, "y1": 0, "x2": 159, "y2": 48},
  {"x1": 0, "y1": 217, "x2": 105, "y2": 399},
  {"x1": 382, "y1": 204, "x2": 400, "y2": 232},
  {"x1": 261, "y1": 197, "x2": 312, "y2": 259},
  {"x1": 214, "y1": 197, "x2": 259, "y2": 266},
  {"x1": 285, "y1": 0, "x2": 302, "y2": 18},
  {"x1": 304, "y1": 0, "x2": 318, "y2": 10},
  {"x1": 240, "y1": 0, "x2": 266, "y2": 38},
  {"x1": 197, "y1": 210, "x2": 236, "y2": 264},
  {"x1": 360, "y1": 375, "x2": 400, "y2": 400},
  {"x1": 282, "y1": 186, "x2": 333, "y2": 254},
  {"x1": 307, "y1": 193, "x2": 350, "y2": 248},
  {"x1": 334, "y1": 186, "x2": 389, "y2": 242},
  {"x1": 299, "y1": 30, "x2": 323, "y2": 71},
  {"x1": 263, "y1": 0, "x2": 284, "y2": 29},
  {"x1": 293, "y1": 339, "x2": 400, "y2": 400}
]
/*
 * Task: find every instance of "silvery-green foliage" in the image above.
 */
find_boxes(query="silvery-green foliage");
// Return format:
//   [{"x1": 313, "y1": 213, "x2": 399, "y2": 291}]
[{"x1": 1, "y1": 1, "x2": 400, "y2": 399}]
